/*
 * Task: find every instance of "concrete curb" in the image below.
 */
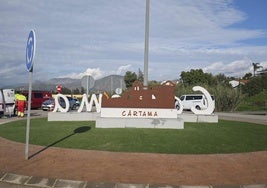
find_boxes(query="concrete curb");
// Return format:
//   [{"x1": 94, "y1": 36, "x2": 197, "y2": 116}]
[{"x1": 0, "y1": 172, "x2": 266, "y2": 188}]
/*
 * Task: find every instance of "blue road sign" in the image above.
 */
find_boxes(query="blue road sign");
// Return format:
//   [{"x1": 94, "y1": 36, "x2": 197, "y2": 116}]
[{"x1": 26, "y1": 30, "x2": 36, "y2": 72}]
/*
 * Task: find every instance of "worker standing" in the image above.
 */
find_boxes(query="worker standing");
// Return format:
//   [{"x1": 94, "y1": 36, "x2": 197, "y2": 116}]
[
  {"x1": 14, "y1": 93, "x2": 20, "y2": 116},
  {"x1": 17, "y1": 94, "x2": 27, "y2": 117}
]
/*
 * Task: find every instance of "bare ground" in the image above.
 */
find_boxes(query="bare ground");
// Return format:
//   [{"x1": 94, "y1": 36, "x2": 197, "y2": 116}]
[{"x1": 0, "y1": 137, "x2": 266, "y2": 185}]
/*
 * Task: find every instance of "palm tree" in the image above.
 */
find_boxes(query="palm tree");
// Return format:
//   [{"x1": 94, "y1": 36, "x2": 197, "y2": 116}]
[{"x1": 252, "y1": 62, "x2": 263, "y2": 76}]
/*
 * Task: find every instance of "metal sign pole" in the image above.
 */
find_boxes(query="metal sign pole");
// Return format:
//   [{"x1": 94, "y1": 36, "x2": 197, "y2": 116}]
[
  {"x1": 81, "y1": 75, "x2": 95, "y2": 98},
  {"x1": 25, "y1": 29, "x2": 36, "y2": 160},
  {"x1": 86, "y1": 76, "x2": 89, "y2": 97},
  {"x1": 25, "y1": 70, "x2": 33, "y2": 160}
]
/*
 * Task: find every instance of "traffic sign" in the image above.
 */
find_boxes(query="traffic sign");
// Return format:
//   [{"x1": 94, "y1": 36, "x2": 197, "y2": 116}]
[
  {"x1": 26, "y1": 30, "x2": 36, "y2": 72},
  {"x1": 25, "y1": 29, "x2": 36, "y2": 160}
]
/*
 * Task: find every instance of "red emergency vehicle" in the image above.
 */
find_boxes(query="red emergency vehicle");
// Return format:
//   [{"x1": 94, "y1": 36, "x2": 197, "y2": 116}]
[{"x1": 21, "y1": 90, "x2": 52, "y2": 109}]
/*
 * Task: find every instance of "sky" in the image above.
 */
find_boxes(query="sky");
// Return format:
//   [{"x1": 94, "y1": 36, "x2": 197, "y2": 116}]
[{"x1": 1, "y1": 0, "x2": 267, "y2": 87}]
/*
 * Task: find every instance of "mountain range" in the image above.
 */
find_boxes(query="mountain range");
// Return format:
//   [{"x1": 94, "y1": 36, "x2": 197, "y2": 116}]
[{"x1": 13, "y1": 75, "x2": 126, "y2": 93}]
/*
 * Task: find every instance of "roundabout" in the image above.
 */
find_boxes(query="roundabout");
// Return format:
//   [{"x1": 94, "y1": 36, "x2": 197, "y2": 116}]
[{"x1": 0, "y1": 111, "x2": 266, "y2": 186}]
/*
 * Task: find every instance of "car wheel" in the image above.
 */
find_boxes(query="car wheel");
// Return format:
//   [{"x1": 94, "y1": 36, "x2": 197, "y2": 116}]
[
  {"x1": 72, "y1": 104, "x2": 77, "y2": 110},
  {"x1": 195, "y1": 106, "x2": 201, "y2": 110}
]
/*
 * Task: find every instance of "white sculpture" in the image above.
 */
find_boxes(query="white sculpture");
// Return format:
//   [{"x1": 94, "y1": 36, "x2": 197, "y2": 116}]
[
  {"x1": 77, "y1": 93, "x2": 102, "y2": 113},
  {"x1": 52, "y1": 86, "x2": 214, "y2": 115},
  {"x1": 174, "y1": 96, "x2": 183, "y2": 114},
  {"x1": 53, "y1": 94, "x2": 69, "y2": 113},
  {"x1": 190, "y1": 86, "x2": 215, "y2": 115}
]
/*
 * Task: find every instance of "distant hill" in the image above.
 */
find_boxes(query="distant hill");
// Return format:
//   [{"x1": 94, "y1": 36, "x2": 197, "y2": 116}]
[
  {"x1": 93, "y1": 75, "x2": 126, "y2": 93},
  {"x1": 16, "y1": 75, "x2": 126, "y2": 93}
]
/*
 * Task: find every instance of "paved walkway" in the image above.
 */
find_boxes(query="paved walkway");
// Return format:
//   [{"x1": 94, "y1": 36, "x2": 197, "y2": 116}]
[{"x1": 0, "y1": 111, "x2": 266, "y2": 188}]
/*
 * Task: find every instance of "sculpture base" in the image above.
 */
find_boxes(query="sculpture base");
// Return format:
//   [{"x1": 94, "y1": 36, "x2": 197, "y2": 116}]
[
  {"x1": 47, "y1": 112, "x2": 218, "y2": 125},
  {"x1": 96, "y1": 117, "x2": 184, "y2": 129},
  {"x1": 178, "y1": 113, "x2": 218, "y2": 123},
  {"x1": 48, "y1": 112, "x2": 99, "y2": 121}
]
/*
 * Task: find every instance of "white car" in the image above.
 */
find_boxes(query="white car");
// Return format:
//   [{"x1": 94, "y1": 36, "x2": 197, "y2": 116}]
[
  {"x1": 41, "y1": 96, "x2": 78, "y2": 111},
  {"x1": 178, "y1": 94, "x2": 214, "y2": 111},
  {"x1": 41, "y1": 98, "x2": 55, "y2": 111}
]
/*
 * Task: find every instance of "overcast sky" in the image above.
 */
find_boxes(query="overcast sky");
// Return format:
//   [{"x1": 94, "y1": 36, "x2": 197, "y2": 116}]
[{"x1": 1, "y1": 0, "x2": 267, "y2": 87}]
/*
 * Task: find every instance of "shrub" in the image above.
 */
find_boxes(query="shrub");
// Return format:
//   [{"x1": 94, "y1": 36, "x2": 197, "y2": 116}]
[{"x1": 175, "y1": 83, "x2": 244, "y2": 112}]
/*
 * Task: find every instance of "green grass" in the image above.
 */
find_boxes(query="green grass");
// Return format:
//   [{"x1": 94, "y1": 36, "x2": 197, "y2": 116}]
[
  {"x1": 0, "y1": 118, "x2": 266, "y2": 154},
  {"x1": 237, "y1": 90, "x2": 267, "y2": 111}
]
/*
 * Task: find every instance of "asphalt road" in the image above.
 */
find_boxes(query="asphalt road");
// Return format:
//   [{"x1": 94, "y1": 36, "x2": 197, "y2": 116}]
[{"x1": 217, "y1": 111, "x2": 267, "y2": 125}]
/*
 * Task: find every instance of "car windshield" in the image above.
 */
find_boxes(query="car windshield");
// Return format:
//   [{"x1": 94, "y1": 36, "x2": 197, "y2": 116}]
[
  {"x1": 67, "y1": 96, "x2": 74, "y2": 101},
  {"x1": 43, "y1": 98, "x2": 54, "y2": 103}
]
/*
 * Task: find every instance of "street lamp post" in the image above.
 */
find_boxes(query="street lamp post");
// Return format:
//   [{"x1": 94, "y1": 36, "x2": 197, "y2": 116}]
[{"x1": 144, "y1": 0, "x2": 150, "y2": 87}]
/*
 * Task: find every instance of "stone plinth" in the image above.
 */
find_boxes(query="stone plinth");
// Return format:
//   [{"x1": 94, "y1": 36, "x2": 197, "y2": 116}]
[
  {"x1": 48, "y1": 112, "x2": 99, "y2": 121},
  {"x1": 96, "y1": 117, "x2": 184, "y2": 129},
  {"x1": 178, "y1": 113, "x2": 218, "y2": 123}
]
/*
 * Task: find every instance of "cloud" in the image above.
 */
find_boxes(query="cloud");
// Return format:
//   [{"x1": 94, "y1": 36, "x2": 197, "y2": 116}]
[
  {"x1": 1, "y1": 0, "x2": 267, "y2": 87},
  {"x1": 203, "y1": 60, "x2": 250, "y2": 76},
  {"x1": 149, "y1": 0, "x2": 266, "y2": 46},
  {"x1": 202, "y1": 59, "x2": 267, "y2": 77},
  {"x1": 58, "y1": 68, "x2": 104, "y2": 80},
  {"x1": 116, "y1": 64, "x2": 132, "y2": 75},
  {"x1": 58, "y1": 64, "x2": 134, "y2": 80}
]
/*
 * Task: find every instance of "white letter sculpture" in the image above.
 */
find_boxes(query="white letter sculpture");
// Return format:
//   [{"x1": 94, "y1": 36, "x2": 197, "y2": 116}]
[
  {"x1": 53, "y1": 94, "x2": 69, "y2": 113},
  {"x1": 191, "y1": 86, "x2": 215, "y2": 115},
  {"x1": 175, "y1": 96, "x2": 183, "y2": 114},
  {"x1": 77, "y1": 93, "x2": 102, "y2": 113}
]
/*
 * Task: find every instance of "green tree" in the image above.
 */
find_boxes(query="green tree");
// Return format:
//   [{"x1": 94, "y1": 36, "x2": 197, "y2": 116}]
[
  {"x1": 243, "y1": 72, "x2": 252, "y2": 80},
  {"x1": 148, "y1": 80, "x2": 160, "y2": 88},
  {"x1": 138, "y1": 68, "x2": 144, "y2": 83},
  {"x1": 180, "y1": 69, "x2": 216, "y2": 86},
  {"x1": 175, "y1": 83, "x2": 243, "y2": 112},
  {"x1": 124, "y1": 71, "x2": 137, "y2": 88},
  {"x1": 208, "y1": 84, "x2": 243, "y2": 111},
  {"x1": 61, "y1": 87, "x2": 71, "y2": 94},
  {"x1": 242, "y1": 73, "x2": 267, "y2": 96},
  {"x1": 176, "y1": 70, "x2": 244, "y2": 112},
  {"x1": 81, "y1": 87, "x2": 85, "y2": 94},
  {"x1": 214, "y1": 73, "x2": 231, "y2": 84},
  {"x1": 73, "y1": 88, "x2": 80, "y2": 94},
  {"x1": 252, "y1": 62, "x2": 263, "y2": 76}
]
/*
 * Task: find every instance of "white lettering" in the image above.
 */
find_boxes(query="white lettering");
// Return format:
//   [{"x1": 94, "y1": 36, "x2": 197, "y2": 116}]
[
  {"x1": 53, "y1": 94, "x2": 69, "y2": 113},
  {"x1": 175, "y1": 96, "x2": 183, "y2": 114},
  {"x1": 53, "y1": 93, "x2": 102, "y2": 113},
  {"x1": 77, "y1": 94, "x2": 102, "y2": 113}
]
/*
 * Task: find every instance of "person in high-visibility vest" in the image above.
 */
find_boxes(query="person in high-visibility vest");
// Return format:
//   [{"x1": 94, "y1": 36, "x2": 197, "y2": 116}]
[
  {"x1": 16, "y1": 94, "x2": 27, "y2": 117},
  {"x1": 14, "y1": 93, "x2": 20, "y2": 116}
]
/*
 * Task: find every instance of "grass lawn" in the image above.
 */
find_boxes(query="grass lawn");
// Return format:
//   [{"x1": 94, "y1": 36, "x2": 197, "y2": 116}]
[
  {"x1": 237, "y1": 90, "x2": 267, "y2": 111},
  {"x1": 0, "y1": 118, "x2": 266, "y2": 154}
]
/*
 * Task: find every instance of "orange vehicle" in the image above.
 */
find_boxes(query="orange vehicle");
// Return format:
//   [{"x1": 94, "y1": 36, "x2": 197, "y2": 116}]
[{"x1": 20, "y1": 90, "x2": 52, "y2": 109}]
